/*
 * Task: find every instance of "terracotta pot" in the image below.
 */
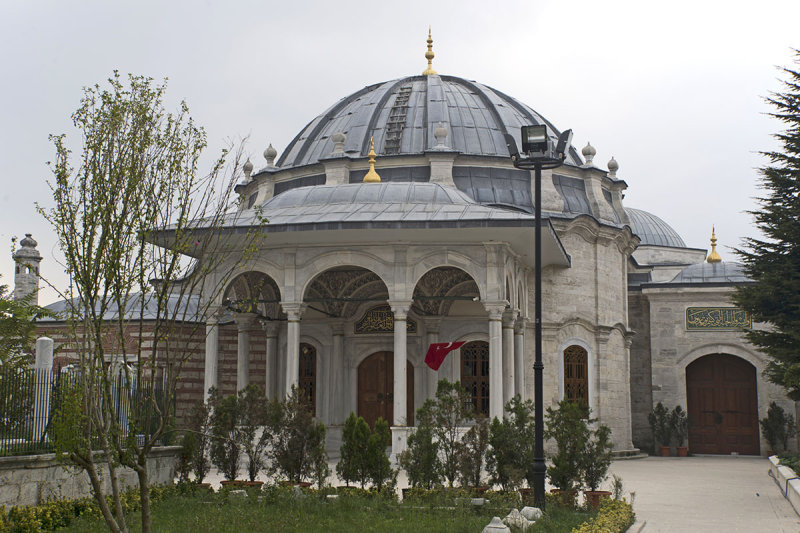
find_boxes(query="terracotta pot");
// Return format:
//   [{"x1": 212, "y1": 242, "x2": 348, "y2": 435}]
[
  {"x1": 677, "y1": 445, "x2": 689, "y2": 457},
  {"x1": 196, "y1": 482, "x2": 213, "y2": 491},
  {"x1": 220, "y1": 480, "x2": 262, "y2": 489},
  {"x1": 549, "y1": 488, "x2": 578, "y2": 507},
  {"x1": 659, "y1": 445, "x2": 671, "y2": 457},
  {"x1": 280, "y1": 480, "x2": 312, "y2": 488},
  {"x1": 584, "y1": 490, "x2": 611, "y2": 509},
  {"x1": 473, "y1": 486, "x2": 490, "y2": 495},
  {"x1": 518, "y1": 487, "x2": 534, "y2": 504}
]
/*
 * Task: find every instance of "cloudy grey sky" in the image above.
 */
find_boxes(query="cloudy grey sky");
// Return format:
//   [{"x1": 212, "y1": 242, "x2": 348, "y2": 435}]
[{"x1": 1, "y1": 0, "x2": 798, "y2": 305}]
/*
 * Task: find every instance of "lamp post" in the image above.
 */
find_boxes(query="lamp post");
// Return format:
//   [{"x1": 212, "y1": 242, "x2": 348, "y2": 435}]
[{"x1": 505, "y1": 125, "x2": 572, "y2": 509}]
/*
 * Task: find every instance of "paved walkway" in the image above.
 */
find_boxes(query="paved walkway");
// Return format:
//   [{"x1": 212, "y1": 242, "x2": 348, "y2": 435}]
[{"x1": 608, "y1": 456, "x2": 800, "y2": 532}]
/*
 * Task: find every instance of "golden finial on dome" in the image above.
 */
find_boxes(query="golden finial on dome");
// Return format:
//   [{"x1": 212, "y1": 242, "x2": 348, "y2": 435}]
[
  {"x1": 363, "y1": 137, "x2": 381, "y2": 183},
  {"x1": 707, "y1": 225, "x2": 722, "y2": 263},
  {"x1": 422, "y1": 27, "x2": 438, "y2": 76}
]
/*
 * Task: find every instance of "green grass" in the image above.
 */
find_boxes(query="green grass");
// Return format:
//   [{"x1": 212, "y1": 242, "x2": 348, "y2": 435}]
[{"x1": 56, "y1": 487, "x2": 596, "y2": 532}]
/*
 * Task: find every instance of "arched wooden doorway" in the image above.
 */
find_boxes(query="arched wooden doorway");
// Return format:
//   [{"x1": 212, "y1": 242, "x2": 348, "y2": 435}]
[
  {"x1": 357, "y1": 352, "x2": 414, "y2": 427},
  {"x1": 686, "y1": 353, "x2": 759, "y2": 455}
]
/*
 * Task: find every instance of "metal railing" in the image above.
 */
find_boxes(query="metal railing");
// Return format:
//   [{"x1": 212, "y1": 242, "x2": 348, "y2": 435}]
[{"x1": 0, "y1": 365, "x2": 173, "y2": 456}]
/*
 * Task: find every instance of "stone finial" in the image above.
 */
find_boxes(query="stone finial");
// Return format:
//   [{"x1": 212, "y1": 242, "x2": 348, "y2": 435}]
[
  {"x1": 433, "y1": 122, "x2": 448, "y2": 149},
  {"x1": 607, "y1": 156, "x2": 619, "y2": 178},
  {"x1": 243, "y1": 158, "x2": 253, "y2": 180},
  {"x1": 264, "y1": 143, "x2": 278, "y2": 167},
  {"x1": 581, "y1": 142, "x2": 596, "y2": 165},
  {"x1": 707, "y1": 225, "x2": 722, "y2": 263},
  {"x1": 331, "y1": 131, "x2": 346, "y2": 155}
]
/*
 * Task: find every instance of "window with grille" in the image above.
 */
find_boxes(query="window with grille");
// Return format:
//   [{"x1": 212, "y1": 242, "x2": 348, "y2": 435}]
[
  {"x1": 563, "y1": 345, "x2": 588, "y2": 406},
  {"x1": 461, "y1": 341, "x2": 490, "y2": 416},
  {"x1": 299, "y1": 343, "x2": 316, "y2": 416}
]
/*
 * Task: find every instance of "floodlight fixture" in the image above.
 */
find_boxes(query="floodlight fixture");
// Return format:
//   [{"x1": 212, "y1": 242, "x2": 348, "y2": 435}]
[{"x1": 521, "y1": 125, "x2": 549, "y2": 154}]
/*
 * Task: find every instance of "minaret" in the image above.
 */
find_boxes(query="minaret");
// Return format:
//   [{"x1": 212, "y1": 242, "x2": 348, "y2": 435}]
[
  {"x1": 707, "y1": 226, "x2": 722, "y2": 263},
  {"x1": 422, "y1": 27, "x2": 438, "y2": 76},
  {"x1": 13, "y1": 234, "x2": 42, "y2": 304}
]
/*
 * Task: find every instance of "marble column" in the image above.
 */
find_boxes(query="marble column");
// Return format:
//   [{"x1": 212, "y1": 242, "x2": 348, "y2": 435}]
[
  {"x1": 262, "y1": 321, "x2": 279, "y2": 398},
  {"x1": 330, "y1": 321, "x2": 345, "y2": 425},
  {"x1": 484, "y1": 302, "x2": 506, "y2": 420},
  {"x1": 281, "y1": 302, "x2": 306, "y2": 397},
  {"x1": 502, "y1": 310, "x2": 517, "y2": 406},
  {"x1": 514, "y1": 317, "x2": 526, "y2": 401},
  {"x1": 204, "y1": 313, "x2": 220, "y2": 401},
  {"x1": 423, "y1": 318, "x2": 441, "y2": 399},
  {"x1": 235, "y1": 313, "x2": 256, "y2": 391},
  {"x1": 390, "y1": 300, "x2": 412, "y2": 426}
]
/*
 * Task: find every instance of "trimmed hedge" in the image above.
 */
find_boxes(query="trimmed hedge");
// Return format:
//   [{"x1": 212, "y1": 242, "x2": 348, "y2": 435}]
[{"x1": 572, "y1": 498, "x2": 635, "y2": 533}]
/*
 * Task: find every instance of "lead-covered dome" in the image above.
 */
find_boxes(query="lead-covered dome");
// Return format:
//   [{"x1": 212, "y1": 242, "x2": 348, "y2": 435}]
[
  {"x1": 275, "y1": 75, "x2": 583, "y2": 169},
  {"x1": 626, "y1": 208, "x2": 686, "y2": 248}
]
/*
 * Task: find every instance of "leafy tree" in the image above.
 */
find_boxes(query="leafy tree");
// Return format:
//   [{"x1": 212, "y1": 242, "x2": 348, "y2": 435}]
[
  {"x1": 238, "y1": 384, "x2": 269, "y2": 482},
  {"x1": 760, "y1": 401, "x2": 797, "y2": 452},
  {"x1": 734, "y1": 50, "x2": 800, "y2": 399},
  {"x1": 486, "y1": 395, "x2": 535, "y2": 491},
  {"x1": 398, "y1": 424, "x2": 442, "y2": 489},
  {"x1": 0, "y1": 279, "x2": 53, "y2": 368},
  {"x1": 208, "y1": 390, "x2": 242, "y2": 482},
  {"x1": 366, "y1": 417, "x2": 394, "y2": 491},
  {"x1": 40, "y1": 72, "x2": 262, "y2": 533},
  {"x1": 336, "y1": 412, "x2": 371, "y2": 487},
  {"x1": 456, "y1": 416, "x2": 489, "y2": 488},
  {"x1": 545, "y1": 399, "x2": 590, "y2": 493}
]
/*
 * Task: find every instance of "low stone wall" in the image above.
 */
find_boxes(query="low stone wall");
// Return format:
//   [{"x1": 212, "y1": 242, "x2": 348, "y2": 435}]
[
  {"x1": 0, "y1": 446, "x2": 180, "y2": 508},
  {"x1": 769, "y1": 455, "x2": 800, "y2": 516}
]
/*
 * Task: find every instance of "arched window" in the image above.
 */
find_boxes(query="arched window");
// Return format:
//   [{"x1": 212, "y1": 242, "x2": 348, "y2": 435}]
[
  {"x1": 299, "y1": 343, "x2": 317, "y2": 416},
  {"x1": 563, "y1": 345, "x2": 588, "y2": 406},
  {"x1": 461, "y1": 341, "x2": 490, "y2": 416}
]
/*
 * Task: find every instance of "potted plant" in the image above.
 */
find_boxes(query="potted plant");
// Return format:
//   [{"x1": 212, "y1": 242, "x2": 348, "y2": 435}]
[
  {"x1": 581, "y1": 424, "x2": 614, "y2": 508},
  {"x1": 671, "y1": 405, "x2": 689, "y2": 457},
  {"x1": 209, "y1": 390, "x2": 243, "y2": 486},
  {"x1": 238, "y1": 384, "x2": 268, "y2": 487},
  {"x1": 456, "y1": 416, "x2": 490, "y2": 493},
  {"x1": 544, "y1": 399, "x2": 590, "y2": 506},
  {"x1": 175, "y1": 431, "x2": 197, "y2": 484},
  {"x1": 648, "y1": 402, "x2": 672, "y2": 456},
  {"x1": 760, "y1": 401, "x2": 797, "y2": 454}
]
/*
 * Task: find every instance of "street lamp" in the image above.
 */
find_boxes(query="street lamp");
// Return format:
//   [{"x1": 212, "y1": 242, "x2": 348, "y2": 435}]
[{"x1": 505, "y1": 125, "x2": 573, "y2": 509}]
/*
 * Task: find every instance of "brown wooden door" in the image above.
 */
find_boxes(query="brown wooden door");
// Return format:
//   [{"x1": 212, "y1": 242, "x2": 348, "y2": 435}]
[
  {"x1": 686, "y1": 354, "x2": 759, "y2": 455},
  {"x1": 357, "y1": 352, "x2": 414, "y2": 427}
]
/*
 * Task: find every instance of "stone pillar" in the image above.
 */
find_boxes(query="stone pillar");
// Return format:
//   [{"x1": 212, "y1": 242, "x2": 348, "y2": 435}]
[
  {"x1": 281, "y1": 302, "x2": 306, "y2": 396},
  {"x1": 262, "y1": 321, "x2": 279, "y2": 398},
  {"x1": 204, "y1": 314, "x2": 220, "y2": 401},
  {"x1": 330, "y1": 321, "x2": 345, "y2": 424},
  {"x1": 423, "y1": 318, "x2": 441, "y2": 399},
  {"x1": 502, "y1": 310, "x2": 517, "y2": 406},
  {"x1": 484, "y1": 302, "x2": 507, "y2": 420},
  {"x1": 390, "y1": 300, "x2": 412, "y2": 426},
  {"x1": 235, "y1": 313, "x2": 256, "y2": 391},
  {"x1": 514, "y1": 317, "x2": 526, "y2": 401},
  {"x1": 32, "y1": 337, "x2": 54, "y2": 442}
]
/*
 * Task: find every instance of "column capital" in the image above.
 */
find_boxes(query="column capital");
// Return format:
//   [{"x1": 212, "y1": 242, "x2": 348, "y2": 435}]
[
  {"x1": 514, "y1": 317, "x2": 528, "y2": 335},
  {"x1": 483, "y1": 300, "x2": 508, "y2": 320},
  {"x1": 423, "y1": 317, "x2": 442, "y2": 333},
  {"x1": 204, "y1": 305, "x2": 224, "y2": 325},
  {"x1": 260, "y1": 320, "x2": 279, "y2": 337},
  {"x1": 330, "y1": 319, "x2": 346, "y2": 336},
  {"x1": 388, "y1": 299, "x2": 413, "y2": 319},
  {"x1": 502, "y1": 309, "x2": 518, "y2": 328},
  {"x1": 233, "y1": 312, "x2": 258, "y2": 330},
  {"x1": 281, "y1": 301, "x2": 307, "y2": 320}
]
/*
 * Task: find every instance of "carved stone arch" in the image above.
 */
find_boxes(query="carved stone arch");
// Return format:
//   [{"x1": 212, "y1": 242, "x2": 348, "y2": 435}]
[
  {"x1": 222, "y1": 271, "x2": 285, "y2": 320},
  {"x1": 297, "y1": 251, "x2": 393, "y2": 300},
  {"x1": 302, "y1": 266, "x2": 390, "y2": 319},
  {"x1": 410, "y1": 252, "x2": 486, "y2": 301},
  {"x1": 412, "y1": 266, "x2": 481, "y2": 317},
  {"x1": 211, "y1": 261, "x2": 284, "y2": 308}
]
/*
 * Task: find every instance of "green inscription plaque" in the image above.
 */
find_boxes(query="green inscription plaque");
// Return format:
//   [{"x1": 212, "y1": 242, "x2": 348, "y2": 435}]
[{"x1": 685, "y1": 307, "x2": 751, "y2": 330}]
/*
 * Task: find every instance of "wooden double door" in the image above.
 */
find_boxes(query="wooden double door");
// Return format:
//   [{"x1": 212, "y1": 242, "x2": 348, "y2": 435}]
[
  {"x1": 357, "y1": 351, "x2": 414, "y2": 428},
  {"x1": 686, "y1": 353, "x2": 759, "y2": 455}
]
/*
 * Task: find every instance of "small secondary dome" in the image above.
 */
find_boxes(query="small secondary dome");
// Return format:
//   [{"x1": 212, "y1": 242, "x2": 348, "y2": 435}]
[
  {"x1": 668, "y1": 262, "x2": 750, "y2": 284},
  {"x1": 626, "y1": 208, "x2": 686, "y2": 248}
]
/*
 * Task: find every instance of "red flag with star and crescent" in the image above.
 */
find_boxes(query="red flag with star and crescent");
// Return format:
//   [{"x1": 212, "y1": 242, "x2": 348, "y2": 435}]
[{"x1": 424, "y1": 341, "x2": 466, "y2": 371}]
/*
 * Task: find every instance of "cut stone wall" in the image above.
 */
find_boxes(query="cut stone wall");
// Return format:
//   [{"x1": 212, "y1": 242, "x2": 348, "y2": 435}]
[
  {"x1": 0, "y1": 446, "x2": 180, "y2": 508},
  {"x1": 628, "y1": 289, "x2": 653, "y2": 452}
]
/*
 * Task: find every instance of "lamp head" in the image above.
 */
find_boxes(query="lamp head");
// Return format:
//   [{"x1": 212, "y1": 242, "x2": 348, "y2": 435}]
[{"x1": 521, "y1": 125, "x2": 549, "y2": 154}]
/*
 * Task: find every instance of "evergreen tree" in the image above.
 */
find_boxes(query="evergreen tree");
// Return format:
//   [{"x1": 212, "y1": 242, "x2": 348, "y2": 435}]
[{"x1": 734, "y1": 50, "x2": 800, "y2": 398}]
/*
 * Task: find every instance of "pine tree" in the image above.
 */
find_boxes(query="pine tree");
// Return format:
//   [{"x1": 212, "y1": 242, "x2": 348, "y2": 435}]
[{"x1": 734, "y1": 50, "x2": 800, "y2": 398}]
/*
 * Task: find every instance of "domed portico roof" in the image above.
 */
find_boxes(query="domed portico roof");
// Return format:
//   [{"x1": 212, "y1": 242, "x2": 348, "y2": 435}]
[
  {"x1": 626, "y1": 208, "x2": 686, "y2": 248},
  {"x1": 273, "y1": 74, "x2": 583, "y2": 170}
]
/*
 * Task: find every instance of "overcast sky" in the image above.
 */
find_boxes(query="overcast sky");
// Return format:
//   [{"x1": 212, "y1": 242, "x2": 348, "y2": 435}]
[{"x1": 1, "y1": 0, "x2": 799, "y2": 305}]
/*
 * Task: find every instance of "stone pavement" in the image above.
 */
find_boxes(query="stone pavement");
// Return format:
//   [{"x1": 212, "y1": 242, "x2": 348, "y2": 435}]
[{"x1": 608, "y1": 456, "x2": 800, "y2": 532}]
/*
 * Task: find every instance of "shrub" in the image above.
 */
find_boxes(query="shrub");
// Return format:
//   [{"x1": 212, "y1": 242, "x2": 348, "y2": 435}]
[
  {"x1": 337, "y1": 412, "x2": 371, "y2": 487},
  {"x1": 208, "y1": 390, "x2": 242, "y2": 481},
  {"x1": 366, "y1": 417, "x2": 394, "y2": 491},
  {"x1": 571, "y1": 498, "x2": 635, "y2": 533},
  {"x1": 188, "y1": 396, "x2": 212, "y2": 483},
  {"x1": 545, "y1": 399, "x2": 590, "y2": 493},
  {"x1": 648, "y1": 402, "x2": 672, "y2": 449},
  {"x1": 581, "y1": 424, "x2": 614, "y2": 491},
  {"x1": 487, "y1": 395, "x2": 535, "y2": 491},
  {"x1": 399, "y1": 424, "x2": 442, "y2": 489},
  {"x1": 175, "y1": 431, "x2": 197, "y2": 484},
  {"x1": 670, "y1": 405, "x2": 689, "y2": 447},
  {"x1": 761, "y1": 401, "x2": 797, "y2": 452},
  {"x1": 238, "y1": 384, "x2": 269, "y2": 481},
  {"x1": 456, "y1": 416, "x2": 489, "y2": 488}
]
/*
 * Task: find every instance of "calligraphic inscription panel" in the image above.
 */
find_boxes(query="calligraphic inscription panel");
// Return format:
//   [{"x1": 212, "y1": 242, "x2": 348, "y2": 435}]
[
  {"x1": 685, "y1": 307, "x2": 752, "y2": 331},
  {"x1": 354, "y1": 305, "x2": 417, "y2": 334}
]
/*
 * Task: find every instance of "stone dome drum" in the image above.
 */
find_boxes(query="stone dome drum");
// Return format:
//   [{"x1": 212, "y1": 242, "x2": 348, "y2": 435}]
[{"x1": 275, "y1": 74, "x2": 583, "y2": 169}]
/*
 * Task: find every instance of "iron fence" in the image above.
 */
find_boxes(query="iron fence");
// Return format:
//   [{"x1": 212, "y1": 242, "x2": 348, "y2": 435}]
[{"x1": 0, "y1": 365, "x2": 173, "y2": 456}]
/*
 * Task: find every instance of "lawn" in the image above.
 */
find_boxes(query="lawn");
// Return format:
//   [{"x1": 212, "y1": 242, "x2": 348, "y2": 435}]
[{"x1": 56, "y1": 486, "x2": 597, "y2": 532}]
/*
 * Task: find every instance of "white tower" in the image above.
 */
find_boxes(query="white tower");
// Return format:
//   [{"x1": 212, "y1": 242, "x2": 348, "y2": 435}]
[{"x1": 13, "y1": 234, "x2": 42, "y2": 305}]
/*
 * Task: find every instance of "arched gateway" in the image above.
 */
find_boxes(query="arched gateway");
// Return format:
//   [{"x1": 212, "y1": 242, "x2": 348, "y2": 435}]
[
  {"x1": 686, "y1": 353, "x2": 759, "y2": 455},
  {"x1": 357, "y1": 352, "x2": 414, "y2": 427}
]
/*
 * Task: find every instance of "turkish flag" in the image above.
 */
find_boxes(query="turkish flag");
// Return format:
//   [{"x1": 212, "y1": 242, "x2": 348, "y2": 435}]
[{"x1": 424, "y1": 342, "x2": 466, "y2": 371}]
